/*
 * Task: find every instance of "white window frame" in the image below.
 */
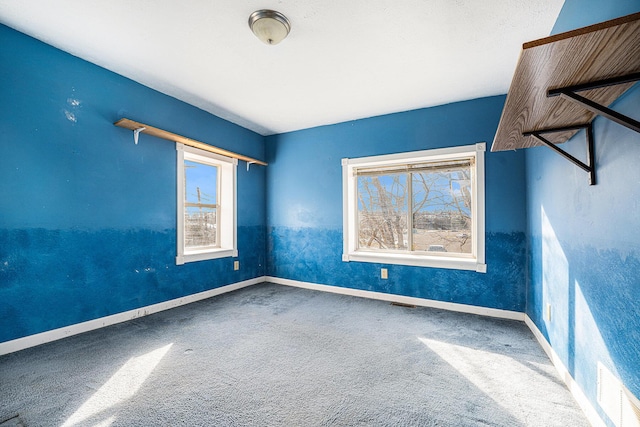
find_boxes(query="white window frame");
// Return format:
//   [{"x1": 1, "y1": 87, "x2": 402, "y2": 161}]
[
  {"x1": 176, "y1": 143, "x2": 237, "y2": 265},
  {"x1": 342, "y1": 143, "x2": 486, "y2": 273}
]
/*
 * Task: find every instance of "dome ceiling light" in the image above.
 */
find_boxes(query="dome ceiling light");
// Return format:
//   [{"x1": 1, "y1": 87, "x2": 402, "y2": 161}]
[{"x1": 248, "y1": 9, "x2": 291, "y2": 45}]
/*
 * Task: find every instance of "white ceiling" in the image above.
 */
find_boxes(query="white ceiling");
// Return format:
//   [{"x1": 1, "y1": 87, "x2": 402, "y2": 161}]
[{"x1": 0, "y1": 1, "x2": 565, "y2": 136}]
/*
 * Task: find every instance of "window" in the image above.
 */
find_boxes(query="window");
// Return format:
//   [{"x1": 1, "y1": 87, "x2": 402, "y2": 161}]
[
  {"x1": 342, "y1": 143, "x2": 486, "y2": 272},
  {"x1": 176, "y1": 143, "x2": 237, "y2": 264}
]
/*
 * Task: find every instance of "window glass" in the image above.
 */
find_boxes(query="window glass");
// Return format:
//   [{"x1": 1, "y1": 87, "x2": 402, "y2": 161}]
[
  {"x1": 357, "y1": 173, "x2": 408, "y2": 251},
  {"x1": 411, "y1": 163, "x2": 472, "y2": 254},
  {"x1": 184, "y1": 160, "x2": 218, "y2": 249}
]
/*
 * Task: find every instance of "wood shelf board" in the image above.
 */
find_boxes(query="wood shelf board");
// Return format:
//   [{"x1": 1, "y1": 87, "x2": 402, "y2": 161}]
[
  {"x1": 114, "y1": 118, "x2": 267, "y2": 166},
  {"x1": 491, "y1": 12, "x2": 640, "y2": 152}
]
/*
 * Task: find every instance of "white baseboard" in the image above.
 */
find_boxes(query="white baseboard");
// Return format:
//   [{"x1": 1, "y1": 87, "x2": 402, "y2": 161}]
[
  {"x1": 0, "y1": 275, "x2": 521, "y2": 356},
  {"x1": 524, "y1": 315, "x2": 605, "y2": 427},
  {"x1": 265, "y1": 276, "x2": 524, "y2": 321},
  {"x1": 0, "y1": 277, "x2": 266, "y2": 356},
  {"x1": 0, "y1": 273, "x2": 606, "y2": 427}
]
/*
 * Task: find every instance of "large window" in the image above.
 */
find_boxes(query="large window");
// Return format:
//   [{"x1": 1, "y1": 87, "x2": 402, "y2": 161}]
[
  {"x1": 342, "y1": 143, "x2": 486, "y2": 272},
  {"x1": 176, "y1": 144, "x2": 237, "y2": 264}
]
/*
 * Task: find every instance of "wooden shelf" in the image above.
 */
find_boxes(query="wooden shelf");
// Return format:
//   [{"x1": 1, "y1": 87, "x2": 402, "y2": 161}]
[
  {"x1": 114, "y1": 118, "x2": 267, "y2": 166},
  {"x1": 491, "y1": 12, "x2": 640, "y2": 152}
]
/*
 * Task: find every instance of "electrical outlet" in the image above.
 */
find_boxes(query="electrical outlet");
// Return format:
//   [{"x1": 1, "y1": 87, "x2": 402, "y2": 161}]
[
  {"x1": 234, "y1": 261, "x2": 240, "y2": 271},
  {"x1": 381, "y1": 268, "x2": 388, "y2": 279},
  {"x1": 546, "y1": 303, "x2": 552, "y2": 321}
]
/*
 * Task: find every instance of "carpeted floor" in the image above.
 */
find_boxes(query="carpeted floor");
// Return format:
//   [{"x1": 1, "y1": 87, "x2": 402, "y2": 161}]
[{"x1": 0, "y1": 283, "x2": 589, "y2": 426}]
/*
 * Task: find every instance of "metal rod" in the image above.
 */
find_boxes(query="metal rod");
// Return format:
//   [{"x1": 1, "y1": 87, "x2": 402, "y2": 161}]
[
  {"x1": 547, "y1": 72, "x2": 640, "y2": 96},
  {"x1": 558, "y1": 91, "x2": 640, "y2": 133},
  {"x1": 529, "y1": 132, "x2": 592, "y2": 174},
  {"x1": 522, "y1": 123, "x2": 589, "y2": 136},
  {"x1": 585, "y1": 123, "x2": 596, "y2": 185}
]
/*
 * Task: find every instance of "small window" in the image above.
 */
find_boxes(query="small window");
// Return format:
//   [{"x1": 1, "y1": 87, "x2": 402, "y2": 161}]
[
  {"x1": 176, "y1": 144, "x2": 237, "y2": 264},
  {"x1": 342, "y1": 143, "x2": 486, "y2": 272}
]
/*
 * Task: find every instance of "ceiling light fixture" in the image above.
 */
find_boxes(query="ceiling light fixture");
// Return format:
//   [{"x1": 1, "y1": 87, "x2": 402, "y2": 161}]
[{"x1": 248, "y1": 9, "x2": 291, "y2": 45}]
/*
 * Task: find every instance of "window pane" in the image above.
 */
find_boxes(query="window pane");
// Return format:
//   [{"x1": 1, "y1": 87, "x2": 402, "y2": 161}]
[
  {"x1": 357, "y1": 173, "x2": 408, "y2": 250},
  {"x1": 412, "y1": 166, "x2": 472, "y2": 254},
  {"x1": 184, "y1": 160, "x2": 218, "y2": 248}
]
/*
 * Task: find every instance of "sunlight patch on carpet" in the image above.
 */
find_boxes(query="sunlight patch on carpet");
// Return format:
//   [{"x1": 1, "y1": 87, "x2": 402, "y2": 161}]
[
  {"x1": 418, "y1": 336, "x2": 530, "y2": 424},
  {"x1": 61, "y1": 343, "x2": 173, "y2": 427}
]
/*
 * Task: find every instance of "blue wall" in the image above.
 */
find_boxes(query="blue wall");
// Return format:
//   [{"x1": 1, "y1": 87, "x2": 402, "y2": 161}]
[
  {"x1": 265, "y1": 96, "x2": 528, "y2": 311},
  {"x1": 0, "y1": 24, "x2": 266, "y2": 343},
  {"x1": 526, "y1": 1, "x2": 640, "y2": 424}
]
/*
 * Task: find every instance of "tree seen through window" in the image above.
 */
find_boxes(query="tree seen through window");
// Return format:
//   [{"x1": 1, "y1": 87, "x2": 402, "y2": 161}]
[{"x1": 357, "y1": 161, "x2": 473, "y2": 255}]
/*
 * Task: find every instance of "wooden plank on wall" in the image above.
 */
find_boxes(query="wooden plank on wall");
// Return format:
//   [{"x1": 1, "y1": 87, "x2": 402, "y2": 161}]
[
  {"x1": 115, "y1": 118, "x2": 267, "y2": 166},
  {"x1": 492, "y1": 12, "x2": 640, "y2": 152}
]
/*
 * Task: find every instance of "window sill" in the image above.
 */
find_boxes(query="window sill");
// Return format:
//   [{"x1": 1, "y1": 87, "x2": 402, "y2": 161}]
[
  {"x1": 342, "y1": 251, "x2": 486, "y2": 273},
  {"x1": 176, "y1": 248, "x2": 237, "y2": 265}
]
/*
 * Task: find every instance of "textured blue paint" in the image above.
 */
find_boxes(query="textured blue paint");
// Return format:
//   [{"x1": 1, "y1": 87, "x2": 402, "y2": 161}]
[
  {"x1": 268, "y1": 227, "x2": 526, "y2": 311},
  {"x1": 527, "y1": 1, "x2": 640, "y2": 422},
  {"x1": 266, "y1": 96, "x2": 528, "y2": 311},
  {"x1": 0, "y1": 24, "x2": 265, "y2": 230},
  {"x1": 0, "y1": 24, "x2": 265, "y2": 343},
  {"x1": 0, "y1": 226, "x2": 265, "y2": 342},
  {"x1": 527, "y1": 235, "x2": 640, "y2": 399}
]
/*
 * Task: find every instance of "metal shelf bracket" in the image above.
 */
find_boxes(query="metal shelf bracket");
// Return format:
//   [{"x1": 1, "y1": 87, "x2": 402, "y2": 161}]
[
  {"x1": 547, "y1": 72, "x2": 640, "y2": 133},
  {"x1": 133, "y1": 127, "x2": 146, "y2": 145},
  {"x1": 523, "y1": 123, "x2": 596, "y2": 185}
]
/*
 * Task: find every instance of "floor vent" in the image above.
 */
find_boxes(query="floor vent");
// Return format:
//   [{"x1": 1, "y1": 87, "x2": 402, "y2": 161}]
[
  {"x1": 390, "y1": 302, "x2": 416, "y2": 308},
  {"x1": 597, "y1": 362, "x2": 640, "y2": 427}
]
